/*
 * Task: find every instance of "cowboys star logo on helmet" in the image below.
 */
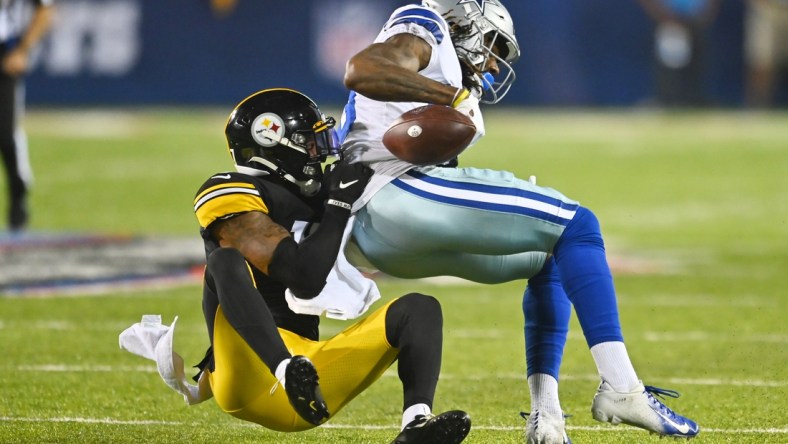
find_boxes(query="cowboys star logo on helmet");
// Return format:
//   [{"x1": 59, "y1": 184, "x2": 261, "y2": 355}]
[
  {"x1": 456, "y1": 0, "x2": 500, "y2": 14},
  {"x1": 252, "y1": 113, "x2": 286, "y2": 147}
]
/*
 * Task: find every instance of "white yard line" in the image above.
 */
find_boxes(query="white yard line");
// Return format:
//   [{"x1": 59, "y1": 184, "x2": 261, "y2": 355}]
[
  {"x1": 17, "y1": 365, "x2": 157, "y2": 373},
  {"x1": 0, "y1": 416, "x2": 786, "y2": 434},
  {"x1": 8, "y1": 321, "x2": 786, "y2": 344},
  {"x1": 432, "y1": 372, "x2": 788, "y2": 387},
  {"x1": 450, "y1": 328, "x2": 788, "y2": 343},
  {"x1": 15, "y1": 364, "x2": 787, "y2": 387},
  {"x1": 0, "y1": 416, "x2": 179, "y2": 426},
  {"x1": 643, "y1": 331, "x2": 788, "y2": 343}
]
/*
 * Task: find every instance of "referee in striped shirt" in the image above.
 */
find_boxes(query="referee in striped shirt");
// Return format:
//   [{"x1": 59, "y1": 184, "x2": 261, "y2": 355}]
[{"x1": 1, "y1": 0, "x2": 53, "y2": 232}]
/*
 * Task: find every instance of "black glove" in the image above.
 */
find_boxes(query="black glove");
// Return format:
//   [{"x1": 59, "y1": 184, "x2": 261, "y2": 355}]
[{"x1": 323, "y1": 161, "x2": 373, "y2": 210}]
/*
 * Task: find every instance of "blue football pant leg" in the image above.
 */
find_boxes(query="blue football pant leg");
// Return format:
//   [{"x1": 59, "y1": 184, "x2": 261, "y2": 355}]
[
  {"x1": 553, "y1": 207, "x2": 624, "y2": 347},
  {"x1": 524, "y1": 256, "x2": 570, "y2": 379}
]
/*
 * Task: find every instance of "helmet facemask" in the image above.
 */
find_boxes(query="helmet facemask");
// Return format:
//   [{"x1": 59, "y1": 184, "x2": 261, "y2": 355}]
[
  {"x1": 453, "y1": 25, "x2": 518, "y2": 104},
  {"x1": 424, "y1": 0, "x2": 520, "y2": 104}
]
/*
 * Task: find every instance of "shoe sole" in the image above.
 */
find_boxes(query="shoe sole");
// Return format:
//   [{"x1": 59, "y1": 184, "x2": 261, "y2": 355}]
[
  {"x1": 286, "y1": 357, "x2": 329, "y2": 425},
  {"x1": 592, "y1": 406, "x2": 697, "y2": 439},
  {"x1": 424, "y1": 411, "x2": 472, "y2": 444}
]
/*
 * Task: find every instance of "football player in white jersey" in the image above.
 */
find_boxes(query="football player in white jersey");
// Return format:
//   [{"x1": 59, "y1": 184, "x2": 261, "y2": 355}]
[{"x1": 339, "y1": 1, "x2": 700, "y2": 442}]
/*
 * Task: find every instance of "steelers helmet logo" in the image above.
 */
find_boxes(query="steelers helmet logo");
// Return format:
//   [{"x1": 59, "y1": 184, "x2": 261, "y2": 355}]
[{"x1": 251, "y1": 112, "x2": 285, "y2": 147}]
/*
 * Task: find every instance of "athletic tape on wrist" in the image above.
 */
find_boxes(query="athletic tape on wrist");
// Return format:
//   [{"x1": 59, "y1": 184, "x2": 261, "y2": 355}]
[
  {"x1": 327, "y1": 199, "x2": 352, "y2": 210},
  {"x1": 451, "y1": 88, "x2": 470, "y2": 108}
]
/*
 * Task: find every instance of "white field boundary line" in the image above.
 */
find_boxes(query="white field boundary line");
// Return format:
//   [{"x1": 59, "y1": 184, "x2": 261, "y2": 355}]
[
  {"x1": 14, "y1": 365, "x2": 788, "y2": 388},
  {"x1": 6, "y1": 322, "x2": 788, "y2": 345},
  {"x1": 0, "y1": 416, "x2": 786, "y2": 435}
]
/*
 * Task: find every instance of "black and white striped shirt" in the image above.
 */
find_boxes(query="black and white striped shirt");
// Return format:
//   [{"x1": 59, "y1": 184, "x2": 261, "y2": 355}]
[{"x1": 0, "y1": 0, "x2": 53, "y2": 43}]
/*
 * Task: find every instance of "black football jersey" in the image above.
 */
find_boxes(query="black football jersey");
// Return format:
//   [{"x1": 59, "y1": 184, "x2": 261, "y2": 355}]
[{"x1": 193, "y1": 172, "x2": 322, "y2": 339}]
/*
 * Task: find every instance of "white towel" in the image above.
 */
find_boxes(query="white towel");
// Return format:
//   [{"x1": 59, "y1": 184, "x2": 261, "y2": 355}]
[
  {"x1": 119, "y1": 315, "x2": 211, "y2": 405},
  {"x1": 285, "y1": 216, "x2": 380, "y2": 320}
]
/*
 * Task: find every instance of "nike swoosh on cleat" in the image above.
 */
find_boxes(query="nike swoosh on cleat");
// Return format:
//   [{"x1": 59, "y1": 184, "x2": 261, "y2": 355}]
[
  {"x1": 338, "y1": 180, "x2": 359, "y2": 189},
  {"x1": 212, "y1": 174, "x2": 231, "y2": 179},
  {"x1": 655, "y1": 410, "x2": 691, "y2": 435},
  {"x1": 309, "y1": 401, "x2": 318, "y2": 412}
]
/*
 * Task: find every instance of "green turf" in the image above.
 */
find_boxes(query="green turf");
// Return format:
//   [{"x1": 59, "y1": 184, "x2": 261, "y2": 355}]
[{"x1": 1, "y1": 108, "x2": 787, "y2": 443}]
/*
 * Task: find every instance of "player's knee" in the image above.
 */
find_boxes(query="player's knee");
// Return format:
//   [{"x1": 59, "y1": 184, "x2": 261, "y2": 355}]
[
  {"x1": 400, "y1": 292, "x2": 443, "y2": 323},
  {"x1": 578, "y1": 206, "x2": 601, "y2": 230},
  {"x1": 385, "y1": 293, "x2": 443, "y2": 347},
  {"x1": 558, "y1": 206, "x2": 604, "y2": 249}
]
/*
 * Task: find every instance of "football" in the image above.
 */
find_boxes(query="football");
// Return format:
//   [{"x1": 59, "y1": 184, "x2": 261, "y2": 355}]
[{"x1": 382, "y1": 105, "x2": 476, "y2": 166}]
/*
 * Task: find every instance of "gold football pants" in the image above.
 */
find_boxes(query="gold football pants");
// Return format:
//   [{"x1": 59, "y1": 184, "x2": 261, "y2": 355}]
[{"x1": 207, "y1": 299, "x2": 398, "y2": 431}]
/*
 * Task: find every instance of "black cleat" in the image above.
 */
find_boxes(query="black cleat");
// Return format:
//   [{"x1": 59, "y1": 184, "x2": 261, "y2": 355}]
[
  {"x1": 391, "y1": 410, "x2": 471, "y2": 444},
  {"x1": 9, "y1": 200, "x2": 28, "y2": 232},
  {"x1": 284, "y1": 355, "x2": 329, "y2": 425}
]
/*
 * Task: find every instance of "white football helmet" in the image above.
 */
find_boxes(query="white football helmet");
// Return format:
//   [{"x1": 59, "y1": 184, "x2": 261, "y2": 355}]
[{"x1": 422, "y1": 0, "x2": 520, "y2": 104}]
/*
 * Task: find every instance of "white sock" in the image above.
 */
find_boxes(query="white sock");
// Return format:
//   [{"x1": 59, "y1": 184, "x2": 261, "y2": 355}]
[
  {"x1": 590, "y1": 341, "x2": 640, "y2": 392},
  {"x1": 274, "y1": 358, "x2": 290, "y2": 386},
  {"x1": 528, "y1": 373, "x2": 562, "y2": 416},
  {"x1": 401, "y1": 403, "x2": 431, "y2": 430}
]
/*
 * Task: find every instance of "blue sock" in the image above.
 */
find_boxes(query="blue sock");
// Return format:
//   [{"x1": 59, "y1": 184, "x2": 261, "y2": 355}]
[
  {"x1": 553, "y1": 206, "x2": 624, "y2": 347},
  {"x1": 523, "y1": 256, "x2": 570, "y2": 378}
]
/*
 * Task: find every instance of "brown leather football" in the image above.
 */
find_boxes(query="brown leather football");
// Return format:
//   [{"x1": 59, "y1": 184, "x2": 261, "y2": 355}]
[{"x1": 382, "y1": 105, "x2": 476, "y2": 166}]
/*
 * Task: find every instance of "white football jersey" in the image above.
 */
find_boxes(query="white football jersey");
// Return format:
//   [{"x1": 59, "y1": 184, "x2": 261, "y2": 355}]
[{"x1": 339, "y1": 4, "x2": 475, "y2": 210}]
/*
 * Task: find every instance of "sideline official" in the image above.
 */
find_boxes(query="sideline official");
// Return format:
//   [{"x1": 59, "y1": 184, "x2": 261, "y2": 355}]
[{"x1": 0, "y1": 0, "x2": 53, "y2": 232}]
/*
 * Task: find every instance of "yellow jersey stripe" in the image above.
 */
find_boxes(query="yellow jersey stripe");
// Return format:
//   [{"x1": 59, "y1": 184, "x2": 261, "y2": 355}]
[
  {"x1": 195, "y1": 193, "x2": 269, "y2": 228},
  {"x1": 194, "y1": 182, "x2": 257, "y2": 206}
]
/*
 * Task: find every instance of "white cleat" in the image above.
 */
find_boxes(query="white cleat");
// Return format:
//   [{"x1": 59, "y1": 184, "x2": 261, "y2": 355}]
[
  {"x1": 591, "y1": 380, "x2": 700, "y2": 439},
  {"x1": 522, "y1": 411, "x2": 571, "y2": 444}
]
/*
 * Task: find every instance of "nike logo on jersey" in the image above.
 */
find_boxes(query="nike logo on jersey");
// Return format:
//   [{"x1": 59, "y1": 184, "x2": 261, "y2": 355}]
[
  {"x1": 338, "y1": 180, "x2": 359, "y2": 189},
  {"x1": 211, "y1": 174, "x2": 232, "y2": 179}
]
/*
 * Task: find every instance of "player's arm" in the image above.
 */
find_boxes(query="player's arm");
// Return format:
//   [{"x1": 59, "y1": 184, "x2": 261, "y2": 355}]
[
  {"x1": 210, "y1": 211, "x2": 289, "y2": 275},
  {"x1": 344, "y1": 33, "x2": 460, "y2": 106},
  {"x1": 210, "y1": 205, "x2": 346, "y2": 300},
  {"x1": 210, "y1": 163, "x2": 372, "y2": 299},
  {"x1": 2, "y1": 2, "x2": 54, "y2": 76}
]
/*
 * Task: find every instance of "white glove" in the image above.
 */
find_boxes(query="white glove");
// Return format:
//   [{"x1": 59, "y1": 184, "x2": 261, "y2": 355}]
[{"x1": 452, "y1": 89, "x2": 485, "y2": 146}]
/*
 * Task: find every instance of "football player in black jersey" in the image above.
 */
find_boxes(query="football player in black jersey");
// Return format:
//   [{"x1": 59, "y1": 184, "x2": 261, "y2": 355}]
[{"x1": 192, "y1": 88, "x2": 470, "y2": 444}]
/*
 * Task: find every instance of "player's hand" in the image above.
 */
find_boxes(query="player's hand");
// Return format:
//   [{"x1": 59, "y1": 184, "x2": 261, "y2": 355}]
[
  {"x1": 323, "y1": 161, "x2": 373, "y2": 210},
  {"x1": 1, "y1": 49, "x2": 29, "y2": 77},
  {"x1": 452, "y1": 89, "x2": 485, "y2": 146}
]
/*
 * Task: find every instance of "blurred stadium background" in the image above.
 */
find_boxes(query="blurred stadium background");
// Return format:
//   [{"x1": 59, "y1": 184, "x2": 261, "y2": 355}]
[
  {"x1": 1, "y1": 1, "x2": 787, "y2": 443},
  {"x1": 23, "y1": 0, "x2": 780, "y2": 107}
]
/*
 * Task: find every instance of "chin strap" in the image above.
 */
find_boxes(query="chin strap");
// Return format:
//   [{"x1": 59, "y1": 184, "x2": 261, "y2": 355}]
[{"x1": 248, "y1": 156, "x2": 320, "y2": 196}]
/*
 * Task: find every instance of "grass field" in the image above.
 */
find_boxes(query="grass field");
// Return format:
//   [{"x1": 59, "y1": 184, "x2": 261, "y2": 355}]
[{"x1": 1, "y1": 107, "x2": 787, "y2": 443}]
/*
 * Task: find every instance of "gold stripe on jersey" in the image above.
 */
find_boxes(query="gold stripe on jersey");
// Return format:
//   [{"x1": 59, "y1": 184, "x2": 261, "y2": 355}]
[
  {"x1": 194, "y1": 182, "x2": 257, "y2": 208},
  {"x1": 194, "y1": 182, "x2": 269, "y2": 228}
]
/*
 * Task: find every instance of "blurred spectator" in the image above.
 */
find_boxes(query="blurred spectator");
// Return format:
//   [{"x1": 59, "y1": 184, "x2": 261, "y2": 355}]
[
  {"x1": 745, "y1": 0, "x2": 788, "y2": 108},
  {"x1": 638, "y1": 0, "x2": 721, "y2": 107},
  {"x1": 1, "y1": 0, "x2": 54, "y2": 232},
  {"x1": 211, "y1": 0, "x2": 238, "y2": 17}
]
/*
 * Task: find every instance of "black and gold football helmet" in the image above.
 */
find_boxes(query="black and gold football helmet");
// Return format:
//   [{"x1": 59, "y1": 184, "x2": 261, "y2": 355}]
[{"x1": 225, "y1": 88, "x2": 340, "y2": 196}]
